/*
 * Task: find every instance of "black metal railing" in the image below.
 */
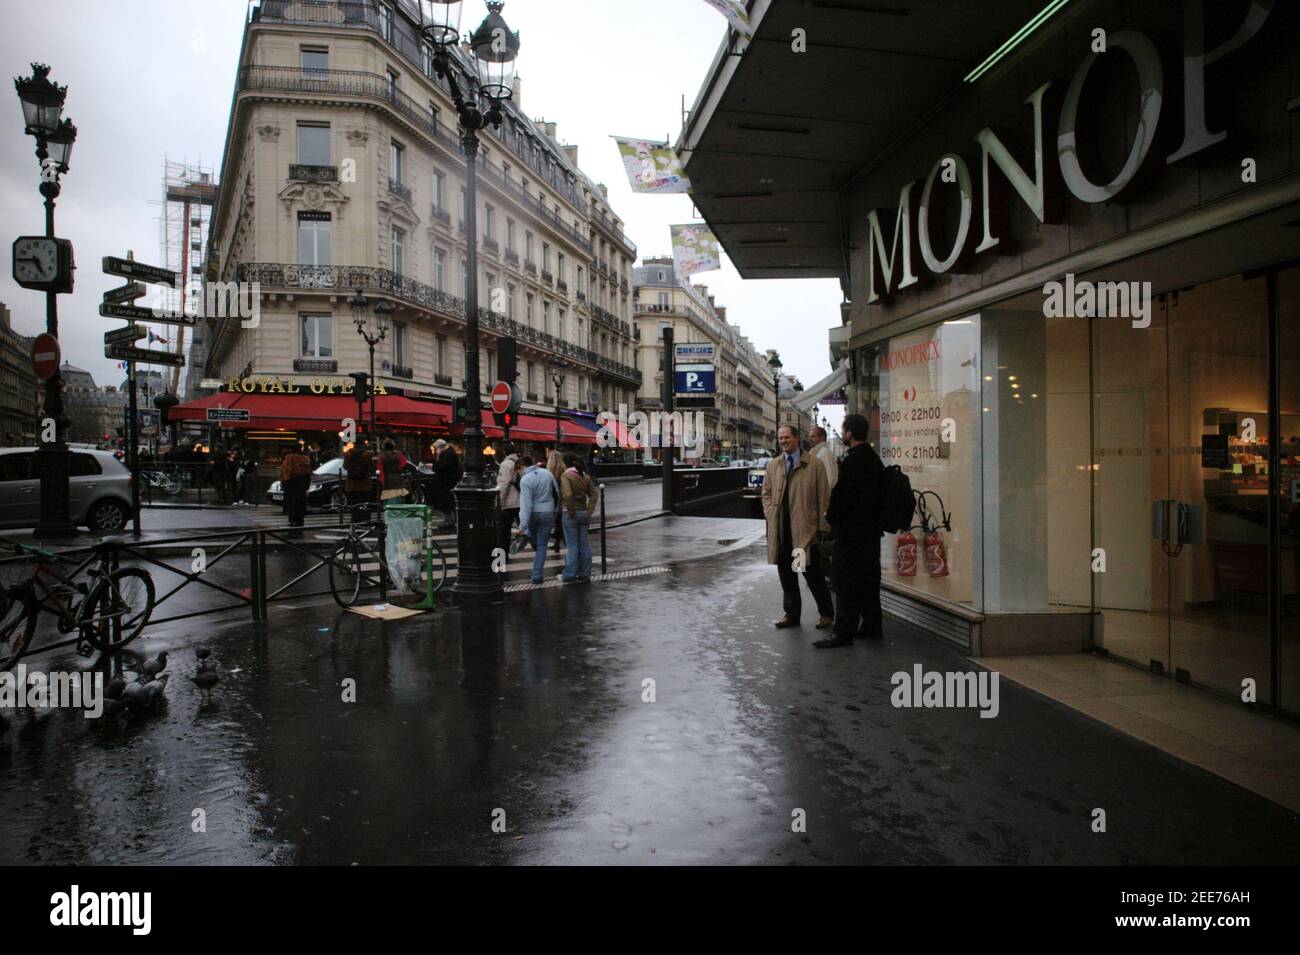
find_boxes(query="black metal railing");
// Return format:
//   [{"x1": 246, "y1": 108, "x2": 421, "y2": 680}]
[
  {"x1": 524, "y1": 260, "x2": 537, "y2": 275},
  {"x1": 237, "y1": 262, "x2": 642, "y2": 385},
  {"x1": 541, "y1": 270, "x2": 554, "y2": 286},
  {"x1": 435, "y1": 373, "x2": 452, "y2": 386},
  {"x1": 388, "y1": 177, "x2": 412, "y2": 203},
  {"x1": 295, "y1": 357, "x2": 337, "y2": 373},
  {"x1": 391, "y1": 364, "x2": 414, "y2": 380},
  {"x1": 289, "y1": 163, "x2": 339, "y2": 182},
  {"x1": 504, "y1": 249, "x2": 519, "y2": 265},
  {"x1": 482, "y1": 236, "x2": 499, "y2": 253},
  {"x1": 431, "y1": 205, "x2": 451, "y2": 226}
]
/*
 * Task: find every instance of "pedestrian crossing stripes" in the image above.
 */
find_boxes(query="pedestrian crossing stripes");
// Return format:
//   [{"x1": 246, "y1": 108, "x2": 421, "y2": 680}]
[{"x1": 501, "y1": 565, "x2": 670, "y2": 592}]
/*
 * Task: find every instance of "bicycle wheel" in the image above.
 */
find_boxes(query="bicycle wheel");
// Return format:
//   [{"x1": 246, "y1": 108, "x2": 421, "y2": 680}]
[
  {"x1": 426, "y1": 537, "x2": 448, "y2": 595},
  {"x1": 81, "y1": 568, "x2": 154, "y2": 653},
  {"x1": 329, "y1": 540, "x2": 364, "y2": 608},
  {"x1": 0, "y1": 588, "x2": 37, "y2": 673}
]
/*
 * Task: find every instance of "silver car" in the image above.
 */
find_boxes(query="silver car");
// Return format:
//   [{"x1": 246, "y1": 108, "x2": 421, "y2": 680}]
[{"x1": 0, "y1": 447, "x2": 134, "y2": 532}]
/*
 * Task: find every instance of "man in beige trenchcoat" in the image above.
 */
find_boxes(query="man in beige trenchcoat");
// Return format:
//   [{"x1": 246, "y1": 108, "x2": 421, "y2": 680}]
[{"x1": 762, "y1": 424, "x2": 835, "y2": 631}]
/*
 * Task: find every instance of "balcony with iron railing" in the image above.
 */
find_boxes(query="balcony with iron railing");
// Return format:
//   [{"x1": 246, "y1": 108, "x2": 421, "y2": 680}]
[
  {"x1": 236, "y1": 262, "x2": 642, "y2": 386},
  {"x1": 590, "y1": 209, "x2": 638, "y2": 258},
  {"x1": 482, "y1": 236, "x2": 499, "y2": 254},
  {"x1": 249, "y1": 1, "x2": 586, "y2": 209},
  {"x1": 390, "y1": 364, "x2": 414, "y2": 380},
  {"x1": 524, "y1": 259, "x2": 537, "y2": 275},
  {"x1": 504, "y1": 248, "x2": 519, "y2": 265},
  {"x1": 434, "y1": 373, "x2": 452, "y2": 386},
  {"x1": 388, "y1": 178, "x2": 412, "y2": 204},
  {"x1": 556, "y1": 279, "x2": 568, "y2": 294},
  {"x1": 476, "y1": 160, "x2": 592, "y2": 253},
  {"x1": 431, "y1": 205, "x2": 451, "y2": 226},
  {"x1": 541, "y1": 270, "x2": 554, "y2": 286},
  {"x1": 288, "y1": 164, "x2": 338, "y2": 182},
  {"x1": 294, "y1": 357, "x2": 337, "y2": 373},
  {"x1": 576, "y1": 290, "x2": 586, "y2": 303}
]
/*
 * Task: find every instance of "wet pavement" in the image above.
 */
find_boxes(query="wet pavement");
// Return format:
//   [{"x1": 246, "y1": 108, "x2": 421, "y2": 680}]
[{"x1": 2, "y1": 517, "x2": 1299, "y2": 865}]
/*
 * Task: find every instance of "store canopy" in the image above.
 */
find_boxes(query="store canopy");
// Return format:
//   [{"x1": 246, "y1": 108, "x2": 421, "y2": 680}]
[
  {"x1": 678, "y1": 0, "x2": 1050, "y2": 280},
  {"x1": 170, "y1": 392, "x2": 449, "y2": 432},
  {"x1": 792, "y1": 363, "x2": 848, "y2": 414},
  {"x1": 474, "y1": 412, "x2": 595, "y2": 445}
]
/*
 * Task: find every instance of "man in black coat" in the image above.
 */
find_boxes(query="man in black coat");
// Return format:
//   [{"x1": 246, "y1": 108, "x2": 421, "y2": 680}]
[
  {"x1": 815, "y1": 413, "x2": 885, "y2": 649},
  {"x1": 432, "y1": 439, "x2": 461, "y2": 528}
]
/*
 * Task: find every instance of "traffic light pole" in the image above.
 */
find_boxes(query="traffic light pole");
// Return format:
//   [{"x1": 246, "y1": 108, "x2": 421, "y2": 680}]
[{"x1": 127, "y1": 359, "x2": 140, "y2": 537}]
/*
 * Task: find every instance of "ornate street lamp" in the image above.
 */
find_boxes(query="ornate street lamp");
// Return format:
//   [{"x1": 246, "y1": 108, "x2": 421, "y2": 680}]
[
  {"x1": 768, "y1": 352, "x2": 783, "y2": 447},
  {"x1": 351, "y1": 288, "x2": 391, "y2": 444},
  {"x1": 548, "y1": 357, "x2": 565, "y2": 448},
  {"x1": 418, "y1": 0, "x2": 519, "y2": 599},
  {"x1": 14, "y1": 63, "x2": 77, "y2": 537}
]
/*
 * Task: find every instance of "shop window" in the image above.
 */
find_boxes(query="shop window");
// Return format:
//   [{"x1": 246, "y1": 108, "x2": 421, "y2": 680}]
[{"x1": 301, "y1": 314, "x2": 333, "y2": 359}]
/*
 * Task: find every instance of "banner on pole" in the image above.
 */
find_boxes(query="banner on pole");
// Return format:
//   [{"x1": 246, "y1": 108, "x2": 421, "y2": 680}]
[
  {"x1": 700, "y1": 0, "x2": 754, "y2": 37},
  {"x1": 613, "y1": 137, "x2": 690, "y2": 194},
  {"x1": 671, "y1": 223, "x2": 721, "y2": 277}
]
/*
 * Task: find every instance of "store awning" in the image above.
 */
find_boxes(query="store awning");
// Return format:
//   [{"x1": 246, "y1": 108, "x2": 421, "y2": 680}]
[
  {"x1": 792, "y1": 363, "x2": 848, "y2": 414},
  {"x1": 465, "y1": 412, "x2": 596, "y2": 445},
  {"x1": 678, "y1": 0, "x2": 1050, "y2": 280},
  {"x1": 170, "y1": 392, "x2": 449, "y2": 432}
]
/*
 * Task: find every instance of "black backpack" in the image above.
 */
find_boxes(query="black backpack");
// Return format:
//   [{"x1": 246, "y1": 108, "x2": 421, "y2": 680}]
[{"x1": 879, "y1": 465, "x2": 916, "y2": 534}]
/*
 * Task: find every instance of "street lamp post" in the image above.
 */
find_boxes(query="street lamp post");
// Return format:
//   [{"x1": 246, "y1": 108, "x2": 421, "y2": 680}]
[
  {"x1": 15, "y1": 63, "x2": 77, "y2": 538},
  {"x1": 768, "y1": 352, "x2": 783, "y2": 449},
  {"x1": 548, "y1": 359, "x2": 565, "y2": 449},
  {"x1": 351, "y1": 289, "x2": 391, "y2": 444},
  {"x1": 419, "y1": 0, "x2": 520, "y2": 599}
]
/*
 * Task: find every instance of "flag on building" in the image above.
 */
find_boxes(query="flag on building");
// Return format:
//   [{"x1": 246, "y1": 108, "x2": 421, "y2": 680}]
[
  {"x1": 671, "y1": 223, "x2": 721, "y2": 277},
  {"x1": 612, "y1": 137, "x2": 691, "y2": 194},
  {"x1": 700, "y1": 0, "x2": 753, "y2": 37}
]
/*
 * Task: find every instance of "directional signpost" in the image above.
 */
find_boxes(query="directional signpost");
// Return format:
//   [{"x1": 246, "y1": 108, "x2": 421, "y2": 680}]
[
  {"x1": 102, "y1": 252, "x2": 184, "y2": 536},
  {"x1": 207, "y1": 408, "x2": 251, "y2": 423}
]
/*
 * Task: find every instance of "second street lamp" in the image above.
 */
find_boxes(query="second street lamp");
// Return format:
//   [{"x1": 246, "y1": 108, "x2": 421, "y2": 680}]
[
  {"x1": 768, "y1": 352, "x2": 783, "y2": 447},
  {"x1": 351, "y1": 288, "x2": 390, "y2": 445},
  {"x1": 419, "y1": 0, "x2": 519, "y2": 599},
  {"x1": 548, "y1": 358, "x2": 565, "y2": 448}
]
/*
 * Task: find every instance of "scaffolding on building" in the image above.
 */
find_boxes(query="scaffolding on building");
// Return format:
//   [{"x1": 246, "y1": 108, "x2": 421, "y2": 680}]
[{"x1": 156, "y1": 158, "x2": 218, "y2": 401}]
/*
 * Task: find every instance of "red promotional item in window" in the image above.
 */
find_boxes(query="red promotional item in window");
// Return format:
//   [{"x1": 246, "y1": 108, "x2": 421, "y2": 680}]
[{"x1": 895, "y1": 530, "x2": 918, "y2": 576}]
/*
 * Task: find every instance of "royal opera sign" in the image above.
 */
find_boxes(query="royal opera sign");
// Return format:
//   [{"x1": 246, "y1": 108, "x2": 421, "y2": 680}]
[
  {"x1": 224, "y1": 376, "x2": 390, "y2": 396},
  {"x1": 865, "y1": 0, "x2": 1279, "y2": 304}
]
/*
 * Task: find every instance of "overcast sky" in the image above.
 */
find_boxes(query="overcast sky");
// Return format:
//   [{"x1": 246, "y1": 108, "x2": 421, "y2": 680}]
[{"x1": 1, "y1": 0, "x2": 843, "y2": 429}]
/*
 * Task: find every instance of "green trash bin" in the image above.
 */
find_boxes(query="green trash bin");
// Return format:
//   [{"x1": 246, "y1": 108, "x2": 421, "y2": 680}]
[{"x1": 384, "y1": 503, "x2": 435, "y2": 609}]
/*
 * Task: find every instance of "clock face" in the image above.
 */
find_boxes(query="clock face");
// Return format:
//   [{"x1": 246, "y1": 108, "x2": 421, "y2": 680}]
[{"x1": 13, "y1": 238, "x2": 58, "y2": 283}]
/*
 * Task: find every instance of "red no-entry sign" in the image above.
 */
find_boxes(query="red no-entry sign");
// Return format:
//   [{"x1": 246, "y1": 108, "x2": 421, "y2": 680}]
[
  {"x1": 31, "y1": 334, "x2": 60, "y2": 380},
  {"x1": 490, "y1": 380, "x2": 514, "y2": 415}
]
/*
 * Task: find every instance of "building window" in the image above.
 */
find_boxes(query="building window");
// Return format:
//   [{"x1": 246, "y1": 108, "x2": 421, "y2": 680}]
[
  {"x1": 507, "y1": 283, "x2": 516, "y2": 320},
  {"x1": 301, "y1": 314, "x2": 333, "y2": 358},
  {"x1": 393, "y1": 322, "x2": 407, "y2": 368},
  {"x1": 486, "y1": 350, "x2": 496, "y2": 383},
  {"x1": 558, "y1": 308, "x2": 565, "y2": 341},
  {"x1": 297, "y1": 123, "x2": 330, "y2": 166},
  {"x1": 461, "y1": 260, "x2": 468, "y2": 296},
  {"x1": 297, "y1": 214, "x2": 331, "y2": 266},
  {"x1": 432, "y1": 169, "x2": 445, "y2": 210},
  {"x1": 658, "y1": 292, "x2": 669, "y2": 308},
  {"x1": 436, "y1": 334, "x2": 447, "y2": 375},
  {"x1": 390, "y1": 142, "x2": 405, "y2": 185},
  {"x1": 434, "y1": 249, "x2": 446, "y2": 291},
  {"x1": 525, "y1": 231, "x2": 534, "y2": 262},
  {"x1": 391, "y1": 226, "x2": 404, "y2": 277},
  {"x1": 485, "y1": 271, "x2": 496, "y2": 307},
  {"x1": 421, "y1": 43, "x2": 433, "y2": 77},
  {"x1": 379, "y1": 4, "x2": 393, "y2": 43},
  {"x1": 386, "y1": 68, "x2": 399, "y2": 101},
  {"x1": 301, "y1": 48, "x2": 329, "y2": 74},
  {"x1": 526, "y1": 361, "x2": 535, "y2": 393},
  {"x1": 543, "y1": 301, "x2": 550, "y2": 335},
  {"x1": 543, "y1": 242, "x2": 551, "y2": 271},
  {"x1": 506, "y1": 218, "x2": 515, "y2": 252},
  {"x1": 557, "y1": 253, "x2": 565, "y2": 284},
  {"x1": 428, "y1": 100, "x2": 438, "y2": 131},
  {"x1": 485, "y1": 204, "x2": 495, "y2": 240},
  {"x1": 460, "y1": 187, "x2": 467, "y2": 223},
  {"x1": 526, "y1": 293, "x2": 534, "y2": 327}
]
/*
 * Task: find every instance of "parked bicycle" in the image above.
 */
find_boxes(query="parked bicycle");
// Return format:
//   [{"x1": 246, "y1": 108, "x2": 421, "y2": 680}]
[
  {"x1": 0, "y1": 540, "x2": 156, "y2": 672},
  {"x1": 323, "y1": 503, "x2": 447, "y2": 609}
]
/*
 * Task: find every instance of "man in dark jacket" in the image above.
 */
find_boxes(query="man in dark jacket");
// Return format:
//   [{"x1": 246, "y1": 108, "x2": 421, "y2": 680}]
[
  {"x1": 432, "y1": 439, "x2": 461, "y2": 529},
  {"x1": 816, "y1": 413, "x2": 885, "y2": 648}
]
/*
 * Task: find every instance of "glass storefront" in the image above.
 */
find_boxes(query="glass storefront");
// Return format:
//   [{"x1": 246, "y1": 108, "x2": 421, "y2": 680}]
[{"x1": 863, "y1": 267, "x2": 1298, "y2": 715}]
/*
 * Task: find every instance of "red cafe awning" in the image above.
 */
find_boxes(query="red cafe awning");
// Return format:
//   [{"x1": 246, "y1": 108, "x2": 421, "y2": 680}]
[
  {"x1": 470, "y1": 412, "x2": 595, "y2": 444},
  {"x1": 170, "y1": 392, "x2": 449, "y2": 432}
]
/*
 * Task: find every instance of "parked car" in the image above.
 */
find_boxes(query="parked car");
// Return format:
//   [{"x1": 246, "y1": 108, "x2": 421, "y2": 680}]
[
  {"x1": 268, "y1": 456, "x2": 429, "y2": 509},
  {"x1": 0, "y1": 447, "x2": 134, "y2": 532}
]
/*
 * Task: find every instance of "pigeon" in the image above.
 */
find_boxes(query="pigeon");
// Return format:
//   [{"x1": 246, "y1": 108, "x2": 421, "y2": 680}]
[
  {"x1": 141, "y1": 673, "x2": 169, "y2": 705},
  {"x1": 120, "y1": 681, "x2": 147, "y2": 709},
  {"x1": 190, "y1": 663, "x2": 220, "y2": 705},
  {"x1": 196, "y1": 648, "x2": 212, "y2": 662},
  {"x1": 105, "y1": 676, "x2": 127, "y2": 701},
  {"x1": 139, "y1": 651, "x2": 169, "y2": 683}
]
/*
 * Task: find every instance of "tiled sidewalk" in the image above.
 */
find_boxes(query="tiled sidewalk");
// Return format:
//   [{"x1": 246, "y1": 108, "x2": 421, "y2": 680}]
[{"x1": 980, "y1": 653, "x2": 1300, "y2": 813}]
